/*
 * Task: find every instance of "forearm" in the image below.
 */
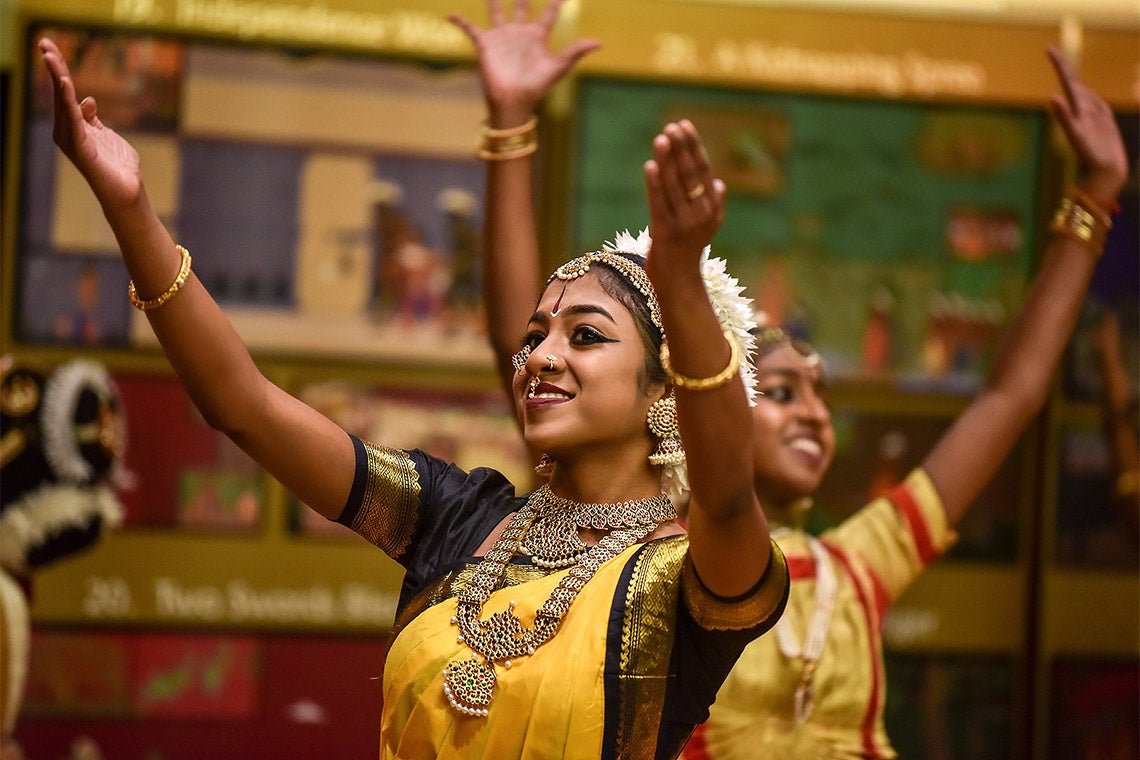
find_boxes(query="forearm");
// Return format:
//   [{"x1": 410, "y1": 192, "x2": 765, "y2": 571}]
[
  {"x1": 102, "y1": 188, "x2": 270, "y2": 436},
  {"x1": 651, "y1": 264, "x2": 769, "y2": 595},
  {"x1": 927, "y1": 203, "x2": 1104, "y2": 525},
  {"x1": 483, "y1": 153, "x2": 542, "y2": 370}
]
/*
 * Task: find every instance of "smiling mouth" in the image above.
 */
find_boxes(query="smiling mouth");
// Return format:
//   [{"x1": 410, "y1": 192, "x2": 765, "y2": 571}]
[
  {"x1": 788, "y1": 437, "x2": 823, "y2": 459},
  {"x1": 527, "y1": 381, "x2": 573, "y2": 403}
]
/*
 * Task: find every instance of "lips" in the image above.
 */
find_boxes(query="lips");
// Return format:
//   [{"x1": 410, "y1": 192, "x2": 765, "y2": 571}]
[
  {"x1": 787, "y1": 435, "x2": 823, "y2": 461},
  {"x1": 527, "y1": 382, "x2": 573, "y2": 405}
]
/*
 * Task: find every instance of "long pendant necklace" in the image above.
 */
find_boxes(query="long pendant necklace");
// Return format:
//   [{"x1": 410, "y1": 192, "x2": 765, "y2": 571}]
[
  {"x1": 443, "y1": 485, "x2": 675, "y2": 716},
  {"x1": 772, "y1": 528, "x2": 837, "y2": 726}
]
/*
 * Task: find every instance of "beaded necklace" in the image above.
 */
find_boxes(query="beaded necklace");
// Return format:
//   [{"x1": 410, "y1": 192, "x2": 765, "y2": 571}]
[
  {"x1": 443, "y1": 485, "x2": 675, "y2": 716},
  {"x1": 771, "y1": 527, "x2": 837, "y2": 725}
]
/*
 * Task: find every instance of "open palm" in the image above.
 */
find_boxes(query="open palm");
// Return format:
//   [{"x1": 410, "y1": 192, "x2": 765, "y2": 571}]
[{"x1": 42, "y1": 37, "x2": 144, "y2": 209}]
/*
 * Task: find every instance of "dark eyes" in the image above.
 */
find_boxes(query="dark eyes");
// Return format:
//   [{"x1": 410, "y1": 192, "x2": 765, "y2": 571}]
[
  {"x1": 521, "y1": 332, "x2": 544, "y2": 351},
  {"x1": 757, "y1": 383, "x2": 831, "y2": 410},
  {"x1": 520, "y1": 325, "x2": 613, "y2": 351},
  {"x1": 571, "y1": 325, "x2": 611, "y2": 345},
  {"x1": 758, "y1": 385, "x2": 794, "y2": 403}
]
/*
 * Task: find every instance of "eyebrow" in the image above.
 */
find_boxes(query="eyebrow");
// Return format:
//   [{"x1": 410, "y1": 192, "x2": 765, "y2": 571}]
[
  {"x1": 528, "y1": 303, "x2": 618, "y2": 327},
  {"x1": 756, "y1": 367, "x2": 828, "y2": 387}
]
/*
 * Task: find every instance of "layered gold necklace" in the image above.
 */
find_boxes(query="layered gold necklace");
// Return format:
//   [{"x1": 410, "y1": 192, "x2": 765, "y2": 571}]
[{"x1": 443, "y1": 485, "x2": 675, "y2": 716}]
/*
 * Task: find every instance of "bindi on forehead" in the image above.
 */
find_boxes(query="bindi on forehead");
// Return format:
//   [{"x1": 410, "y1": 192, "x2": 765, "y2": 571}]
[{"x1": 551, "y1": 285, "x2": 567, "y2": 316}]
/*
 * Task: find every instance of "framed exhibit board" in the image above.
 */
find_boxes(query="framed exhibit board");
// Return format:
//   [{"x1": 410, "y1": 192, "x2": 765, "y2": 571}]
[{"x1": 2, "y1": 1, "x2": 1136, "y2": 758}]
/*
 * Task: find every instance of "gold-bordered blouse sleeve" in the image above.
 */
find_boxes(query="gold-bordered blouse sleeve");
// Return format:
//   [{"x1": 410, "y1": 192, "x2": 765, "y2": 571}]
[
  {"x1": 681, "y1": 539, "x2": 789, "y2": 631},
  {"x1": 349, "y1": 440, "x2": 421, "y2": 560}
]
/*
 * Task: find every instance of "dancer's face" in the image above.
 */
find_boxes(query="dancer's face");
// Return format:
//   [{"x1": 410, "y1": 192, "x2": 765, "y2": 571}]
[
  {"x1": 749, "y1": 343, "x2": 835, "y2": 512},
  {"x1": 513, "y1": 271, "x2": 663, "y2": 459}
]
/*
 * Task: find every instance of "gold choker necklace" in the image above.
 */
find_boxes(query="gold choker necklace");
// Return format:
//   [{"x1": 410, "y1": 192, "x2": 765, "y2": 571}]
[
  {"x1": 522, "y1": 485, "x2": 675, "y2": 568},
  {"x1": 443, "y1": 486, "x2": 675, "y2": 717}
]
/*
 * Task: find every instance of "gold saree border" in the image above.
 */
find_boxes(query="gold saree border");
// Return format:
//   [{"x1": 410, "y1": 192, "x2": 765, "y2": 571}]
[
  {"x1": 681, "y1": 539, "x2": 788, "y2": 631},
  {"x1": 351, "y1": 442, "x2": 420, "y2": 560},
  {"x1": 615, "y1": 537, "x2": 688, "y2": 760}
]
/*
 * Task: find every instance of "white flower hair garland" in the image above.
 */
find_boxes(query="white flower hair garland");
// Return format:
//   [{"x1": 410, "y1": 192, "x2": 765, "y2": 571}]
[
  {"x1": 603, "y1": 228, "x2": 758, "y2": 404},
  {"x1": 603, "y1": 228, "x2": 759, "y2": 513}
]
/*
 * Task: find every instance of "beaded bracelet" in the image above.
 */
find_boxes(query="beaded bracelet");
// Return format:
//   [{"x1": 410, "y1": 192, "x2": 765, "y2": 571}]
[
  {"x1": 478, "y1": 116, "x2": 538, "y2": 161},
  {"x1": 128, "y1": 245, "x2": 192, "y2": 311},
  {"x1": 660, "y1": 328, "x2": 741, "y2": 391}
]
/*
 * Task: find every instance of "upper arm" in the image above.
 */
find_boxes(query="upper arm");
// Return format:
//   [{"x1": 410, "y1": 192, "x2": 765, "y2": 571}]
[
  {"x1": 223, "y1": 378, "x2": 357, "y2": 520},
  {"x1": 921, "y1": 389, "x2": 1033, "y2": 528}
]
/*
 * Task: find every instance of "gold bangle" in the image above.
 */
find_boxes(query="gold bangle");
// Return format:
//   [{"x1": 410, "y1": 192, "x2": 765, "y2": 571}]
[
  {"x1": 1050, "y1": 197, "x2": 1108, "y2": 253},
  {"x1": 478, "y1": 117, "x2": 538, "y2": 161},
  {"x1": 660, "y1": 328, "x2": 741, "y2": 391},
  {"x1": 128, "y1": 245, "x2": 192, "y2": 311},
  {"x1": 1070, "y1": 187, "x2": 1114, "y2": 228},
  {"x1": 478, "y1": 141, "x2": 538, "y2": 162},
  {"x1": 482, "y1": 116, "x2": 537, "y2": 138}
]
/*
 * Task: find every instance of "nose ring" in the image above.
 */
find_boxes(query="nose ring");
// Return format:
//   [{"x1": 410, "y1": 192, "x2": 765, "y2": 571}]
[{"x1": 545, "y1": 355, "x2": 558, "y2": 371}]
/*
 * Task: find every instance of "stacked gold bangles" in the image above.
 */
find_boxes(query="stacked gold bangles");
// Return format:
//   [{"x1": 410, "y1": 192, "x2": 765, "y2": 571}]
[
  {"x1": 1050, "y1": 188, "x2": 1114, "y2": 254},
  {"x1": 478, "y1": 116, "x2": 538, "y2": 161},
  {"x1": 128, "y1": 244, "x2": 192, "y2": 311}
]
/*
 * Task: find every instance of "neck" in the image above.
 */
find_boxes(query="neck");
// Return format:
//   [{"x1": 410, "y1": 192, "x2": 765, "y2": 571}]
[{"x1": 546, "y1": 445, "x2": 661, "y2": 504}]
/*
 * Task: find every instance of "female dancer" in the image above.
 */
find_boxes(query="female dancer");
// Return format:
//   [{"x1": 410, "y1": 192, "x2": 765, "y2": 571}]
[
  {"x1": 452, "y1": 1, "x2": 1129, "y2": 757},
  {"x1": 39, "y1": 26, "x2": 788, "y2": 759}
]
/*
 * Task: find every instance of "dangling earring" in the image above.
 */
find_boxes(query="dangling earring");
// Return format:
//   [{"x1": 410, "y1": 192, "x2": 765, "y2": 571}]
[
  {"x1": 534, "y1": 454, "x2": 555, "y2": 478},
  {"x1": 647, "y1": 392, "x2": 685, "y2": 466}
]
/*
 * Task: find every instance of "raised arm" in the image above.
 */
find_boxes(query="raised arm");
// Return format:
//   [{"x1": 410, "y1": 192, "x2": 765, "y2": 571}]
[
  {"x1": 40, "y1": 38, "x2": 354, "y2": 519},
  {"x1": 923, "y1": 47, "x2": 1129, "y2": 527},
  {"x1": 644, "y1": 120, "x2": 772, "y2": 597},
  {"x1": 450, "y1": 0, "x2": 599, "y2": 398}
]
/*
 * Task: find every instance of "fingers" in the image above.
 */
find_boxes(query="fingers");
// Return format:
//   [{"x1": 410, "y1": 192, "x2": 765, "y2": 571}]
[
  {"x1": 645, "y1": 120, "x2": 725, "y2": 246},
  {"x1": 558, "y1": 38, "x2": 602, "y2": 69},
  {"x1": 536, "y1": 0, "x2": 566, "y2": 29},
  {"x1": 447, "y1": 14, "x2": 480, "y2": 42},
  {"x1": 644, "y1": 158, "x2": 669, "y2": 228},
  {"x1": 488, "y1": 0, "x2": 507, "y2": 26},
  {"x1": 653, "y1": 131, "x2": 689, "y2": 214},
  {"x1": 1047, "y1": 45, "x2": 1081, "y2": 117},
  {"x1": 513, "y1": 0, "x2": 532, "y2": 22},
  {"x1": 661, "y1": 120, "x2": 716, "y2": 213}
]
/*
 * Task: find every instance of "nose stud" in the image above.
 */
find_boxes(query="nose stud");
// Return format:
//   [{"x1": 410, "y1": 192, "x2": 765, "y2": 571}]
[{"x1": 545, "y1": 355, "x2": 558, "y2": 371}]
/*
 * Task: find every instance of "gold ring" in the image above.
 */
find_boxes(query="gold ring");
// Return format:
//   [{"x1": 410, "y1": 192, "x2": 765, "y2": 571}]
[
  {"x1": 546, "y1": 355, "x2": 558, "y2": 370},
  {"x1": 687, "y1": 184, "x2": 706, "y2": 201}
]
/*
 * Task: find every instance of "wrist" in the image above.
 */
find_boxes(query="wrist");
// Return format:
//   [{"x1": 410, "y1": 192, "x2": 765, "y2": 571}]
[
  {"x1": 486, "y1": 102, "x2": 538, "y2": 131},
  {"x1": 1076, "y1": 173, "x2": 1125, "y2": 213}
]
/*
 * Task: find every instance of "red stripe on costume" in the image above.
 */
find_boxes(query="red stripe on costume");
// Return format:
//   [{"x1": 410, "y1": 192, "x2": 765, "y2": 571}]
[
  {"x1": 787, "y1": 555, "x2": 817, "y2": 580},
  {"x1": 866, "y1": 566, "x2": 892, "y2": 621},
  {"x1": 822, "y1": 540, "x2": 886, "y2": 758},
  {"x1": 680, "y1": 723, "x2": 711, "y2": 760},
  {"x1": 889, "y1": 482, "x2": 938, "y2": 565}
]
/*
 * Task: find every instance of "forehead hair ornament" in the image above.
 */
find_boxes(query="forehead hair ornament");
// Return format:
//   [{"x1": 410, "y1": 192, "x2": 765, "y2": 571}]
[
  {"x1": 599, "y1": 228, "x2": 759, "y2": 404},
  {"x1": 551, "y1": 249, "x2": 664, "y2": 340},
  {"x1": 753, "y1": 311, "x2": 821, "y2": 370}
]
